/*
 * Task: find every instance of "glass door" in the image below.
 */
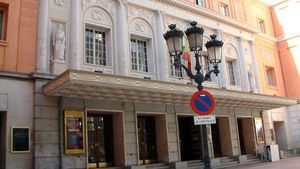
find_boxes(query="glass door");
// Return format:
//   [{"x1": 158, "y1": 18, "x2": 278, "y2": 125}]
[
  {"x1": 178, "y1": 116, "x2": 203, "y2": 161},
  {"x1": 87, "y1": 114, "x2": 113, "y2": 168},
  {"x1": 138, "y1": 116, "x2": 157, "y2": 165}
]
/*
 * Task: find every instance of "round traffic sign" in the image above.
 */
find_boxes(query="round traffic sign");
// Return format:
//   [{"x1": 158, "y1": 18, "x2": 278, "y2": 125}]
[{"x1": 190, "y1": 90, "x2": 215, "y2": 116}]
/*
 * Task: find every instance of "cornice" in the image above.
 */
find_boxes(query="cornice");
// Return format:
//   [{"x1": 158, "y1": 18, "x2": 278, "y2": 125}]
[
  {"x1": 155, "y1": 0, "x2": 258, "y2": 34},
  {"x1": 254, "y1": 32, "x2": 277, "y2": 44},
  {"x1": 0, "y1": 71, "x2": 31, "y2": 80}
]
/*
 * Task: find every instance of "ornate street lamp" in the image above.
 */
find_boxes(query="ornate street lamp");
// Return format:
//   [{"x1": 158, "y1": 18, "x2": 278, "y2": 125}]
[{"x1": 164, "y1": 21, "x2": 223, "y2": 169}]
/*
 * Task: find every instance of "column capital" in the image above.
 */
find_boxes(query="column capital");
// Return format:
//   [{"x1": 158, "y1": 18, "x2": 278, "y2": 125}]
[
  {"x1": 155, "y1": 10, "x2": 166, "y2": 16},
  {"x1": 118, "y1": 0, "x2": 128, "y2": 6},
  {"x1": 238, "y1": 36, "x2": 244, "y2": 41}
]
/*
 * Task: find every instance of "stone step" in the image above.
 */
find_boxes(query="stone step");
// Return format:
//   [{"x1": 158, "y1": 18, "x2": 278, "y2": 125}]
[
  {"x1": 220, "y1": 158, "x2": 236, "y2": 163},
  {"x1": 187, "y1": 160, "x2": 204, "y2": 169},
  {"x1": 188, "y1": 162, "x2": 204, "y2": 168},
  {"x1": 214, "y1": 162, "x2": 239, "y2": 169},
  {"x1": 145, "y1": 163, "x2": 169, "y2": 169}
]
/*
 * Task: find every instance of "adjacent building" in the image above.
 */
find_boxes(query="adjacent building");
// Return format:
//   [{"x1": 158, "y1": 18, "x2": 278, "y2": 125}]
[
  {"x1": 268, "y1": 0, "x2": 300, "y2": 154},
  {"x1": 0, "y1": 0, "x2": 37, "y2": 168}
]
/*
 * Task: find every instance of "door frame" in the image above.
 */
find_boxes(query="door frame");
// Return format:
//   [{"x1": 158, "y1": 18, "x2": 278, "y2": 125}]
[
  {"x1": 135, "y1": 111, "x2": 169, "y2": 165},
  {"x1": 176, "y1": 113, "x2": 207, "y2": 161},
  {"x1": 236, "y1": 116, "x2": 255, "y2": 155},
  {"x1": 85, "y1": 108, "x2": 126, "y2": 168}
]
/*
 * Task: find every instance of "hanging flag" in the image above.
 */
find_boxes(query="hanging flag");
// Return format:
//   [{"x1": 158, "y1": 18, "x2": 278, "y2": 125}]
[{"x1": 182, "y1": 43, "x2": 192, "y2": 70}]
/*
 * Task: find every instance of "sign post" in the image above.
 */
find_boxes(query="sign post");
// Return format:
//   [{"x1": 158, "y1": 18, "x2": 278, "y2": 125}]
[{"x1": 190, "y1": 90, "x2": 216, "y2": 169}]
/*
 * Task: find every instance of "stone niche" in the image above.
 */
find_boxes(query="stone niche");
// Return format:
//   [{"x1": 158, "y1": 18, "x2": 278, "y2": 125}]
[{"x1": 50, "y1": 20, "x2": 67, "y2": 75}]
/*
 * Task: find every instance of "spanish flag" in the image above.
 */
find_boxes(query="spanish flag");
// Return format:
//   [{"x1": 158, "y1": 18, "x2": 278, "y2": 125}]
[{"x1": 182, "y1": 43, "x2": 192, "y2": 70}]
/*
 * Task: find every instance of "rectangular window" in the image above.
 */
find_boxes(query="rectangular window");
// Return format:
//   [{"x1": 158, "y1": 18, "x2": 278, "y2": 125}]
[
  {"x1": 131, "y1": 38, "x2": 148, "y2": 72},
  {"x1": 258, "y1": 19, "x2": 266, "y2": 33},
  {"x1": 0, "y1": 10, "x2": 4, "y2": 40},
  {"x1": 85, "y1": 28, "x2": 106, "y2": 66},
  {"x1": 0, "y1": 3, "x2": 8, "y2": 41},
  {"x1": 170, "y1": 57, "x2": 183, "y2": 78},
  {"x1": 266, "y1": 67, "x2": 277, "y2": 86},
  {"x1": 227, "y1": 60, "x2": 235, "y2": 85},
  {"x1": 196, "y1": 0, "x2": 205, "y2": 7},
  {"x1": 220, "y1": 3, "x2": 228, "y2": 16}
]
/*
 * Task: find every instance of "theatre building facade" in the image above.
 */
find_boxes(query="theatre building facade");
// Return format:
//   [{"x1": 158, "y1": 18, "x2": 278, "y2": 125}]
[{"x1": 32, "y1": 0, "x2": 297, "y2": 169}]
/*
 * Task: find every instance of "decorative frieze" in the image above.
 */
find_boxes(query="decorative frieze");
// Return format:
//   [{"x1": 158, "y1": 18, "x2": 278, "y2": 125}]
[
  {"x1": 51, "y1": 0, "x2": 67, "y2": 9},
  {"x1": 128, "y1": 6, "x2": 155, "y2": 25}
]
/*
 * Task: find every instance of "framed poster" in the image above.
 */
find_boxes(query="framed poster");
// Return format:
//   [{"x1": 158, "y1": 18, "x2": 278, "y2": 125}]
[
  {"x1": 11, "y1": 127, "x2": 30, "y2": 153},
  {"x1": 64, "y1": 110, "x2": 85, "y2": 154},
  {"x1": 254, "y1": 117, "x2": 265, "y2": 143}
]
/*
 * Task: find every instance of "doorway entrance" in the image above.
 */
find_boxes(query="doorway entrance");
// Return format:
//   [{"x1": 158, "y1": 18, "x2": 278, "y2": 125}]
[
  {"x1": 178, "y1": 116, "x2": 203, "y2": 161},
  {"x1": 237, "y1": 118, "x2": 255, "y2": 155},
  {"x1": 0, "y1": 112, "x2": 6, "y2": 169},
  {"x1": 138, "y1": 116, "x2": 157, "y2": 165},
  {"x1": 211, "y1": 117, "x2": 233, "y2": 157},
  {"x1": 274, "y1": 121, "x2": 286, "y2": 150},
  {"x1": 87, "y1": 113, "x2": 114, "y2": 168}
]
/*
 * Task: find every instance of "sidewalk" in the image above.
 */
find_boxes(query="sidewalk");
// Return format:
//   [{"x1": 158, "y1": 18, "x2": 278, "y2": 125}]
[{"x1": 229, "y1": 157, "x2": 300, "y2": 169}]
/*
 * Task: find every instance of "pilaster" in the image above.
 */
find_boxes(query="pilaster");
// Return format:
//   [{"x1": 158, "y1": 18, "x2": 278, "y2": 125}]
[
  {"x1": 117, "y1": 0, "x2": 130, "y2": 76},
  {"x1": 249, "y1": 41, "x2": 261, "y2": 93},
  {"x1": 155, "y1": 11, "x2": 169, "y2": 81},
  {"x1": 238, "y1": 37, "x2": 250, "y2": 92},
  {"x1": 36, "y1": 0, "x2": 49, "y2": 73},
  {"x1": 216, "y1": 29, "x2": 228, "y2": 89},
  {"x1": 69, "y1": 0, "x2": 80, "y2": 70}
]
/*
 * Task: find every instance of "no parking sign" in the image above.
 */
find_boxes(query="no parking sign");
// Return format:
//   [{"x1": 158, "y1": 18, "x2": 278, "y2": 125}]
[{"x1": 190, "y1": 90, "x2": 215, "y2": 116}]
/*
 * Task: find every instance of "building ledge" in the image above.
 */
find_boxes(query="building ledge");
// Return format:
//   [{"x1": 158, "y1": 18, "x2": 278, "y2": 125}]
[{"x1": 43, "y1": 69, "x2": 297, "y2": 110}]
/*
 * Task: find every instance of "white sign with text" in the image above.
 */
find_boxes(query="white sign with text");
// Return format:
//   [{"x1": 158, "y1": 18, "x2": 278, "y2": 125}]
[{"x1": 194, "y1": 115, "x2": 216, "y2": 125}]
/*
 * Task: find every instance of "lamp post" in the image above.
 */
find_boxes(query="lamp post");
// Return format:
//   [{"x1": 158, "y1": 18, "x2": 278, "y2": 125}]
[{"x1": 164, "y1": 21, "x2": 223, "y2": 169}]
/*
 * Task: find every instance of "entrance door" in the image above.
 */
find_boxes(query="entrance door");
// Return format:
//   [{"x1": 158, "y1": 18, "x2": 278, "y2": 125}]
[
  {"x1": 274, "y1": 121, "x2": 286, "y2": 150},
  {"x1": 138, "y1": 116, "x2": 157, "y2": 164},
  {"x1": 178, "y1": 116, "x2": 203, "y2": 161},
  {"x1": 211, "y1": 118, "x2": 221, "y2": 157},
  {"x1": 237, "y1": 118, "x2": 255, "y2": 155},
  {"x1": 87, "y1": 114, "x2": 114, "y2": 168}
]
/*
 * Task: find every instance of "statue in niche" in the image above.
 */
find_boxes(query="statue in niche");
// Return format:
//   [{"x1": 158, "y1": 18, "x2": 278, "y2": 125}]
[{"x1": 53, "y1": 23, "x2": 65, "y2": 61}]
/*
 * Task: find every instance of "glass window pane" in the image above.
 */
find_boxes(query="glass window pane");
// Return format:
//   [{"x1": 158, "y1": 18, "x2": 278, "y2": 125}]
[{"x1": 130, "y1": 38, "x2": 148, "y2": 72}]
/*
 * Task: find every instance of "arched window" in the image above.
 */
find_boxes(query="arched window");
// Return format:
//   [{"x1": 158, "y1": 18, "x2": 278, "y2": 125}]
[
  {"x1": 83, "y1": 7, "x2": 113, "y2": 73},
  {"x1": 129, "y1": 18, "x2": 155, "y2": 79}
]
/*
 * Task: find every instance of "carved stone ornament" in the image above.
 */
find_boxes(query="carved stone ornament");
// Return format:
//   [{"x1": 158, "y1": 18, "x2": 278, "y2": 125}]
[
  {"x1": 52, "y1": 0, "x2": 66, "y2": 9},
  {"x1": 128, "y1": 6, "x2": 155, "y2": 23},
  {"x1": 92, "y1": 10, "x2": 103, "y2": 21},
  {"x1": 130, "y1": 19, "x2": 152, "y2": 37},
  {"x1": 224, "y1": 44, "x2": 238, "y2": 59},
  {"x1": 85, "y1": 8, "x2": 112, "y2": 26}
]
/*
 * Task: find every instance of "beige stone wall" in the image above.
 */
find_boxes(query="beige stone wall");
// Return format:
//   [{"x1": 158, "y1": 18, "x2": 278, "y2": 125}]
[{"x1": 0, "y1": 78, "x2": 33, "y2": 169}]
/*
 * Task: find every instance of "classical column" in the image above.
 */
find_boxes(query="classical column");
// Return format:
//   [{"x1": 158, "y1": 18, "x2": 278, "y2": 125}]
[
  {"x1": 216, "y1": 29, "x2": 228, "y2": 88},
  {"x1": 117, "y1": 0, "x2": 129, "y2": 76},
  {"x1": 36, "y1": 0, "x2": 48, "y2": 73},
  {"x1": 70, "y1": 0, "x2": 80, "y2": 70},
  {"x1": 249, "y1": 40, "x2": 261, "y2": 93},
  {"x1": 238, "y1": 37, "x2": 250, "y2": 92},
  {"x1": 155, "y1": 11, "x2": 169, "y2": 81}
]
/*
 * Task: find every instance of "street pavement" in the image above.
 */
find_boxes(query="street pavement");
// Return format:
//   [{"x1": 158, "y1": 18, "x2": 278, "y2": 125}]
[{"x1": 228, "y1": 156, "x2": 300, "y2": 169}]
